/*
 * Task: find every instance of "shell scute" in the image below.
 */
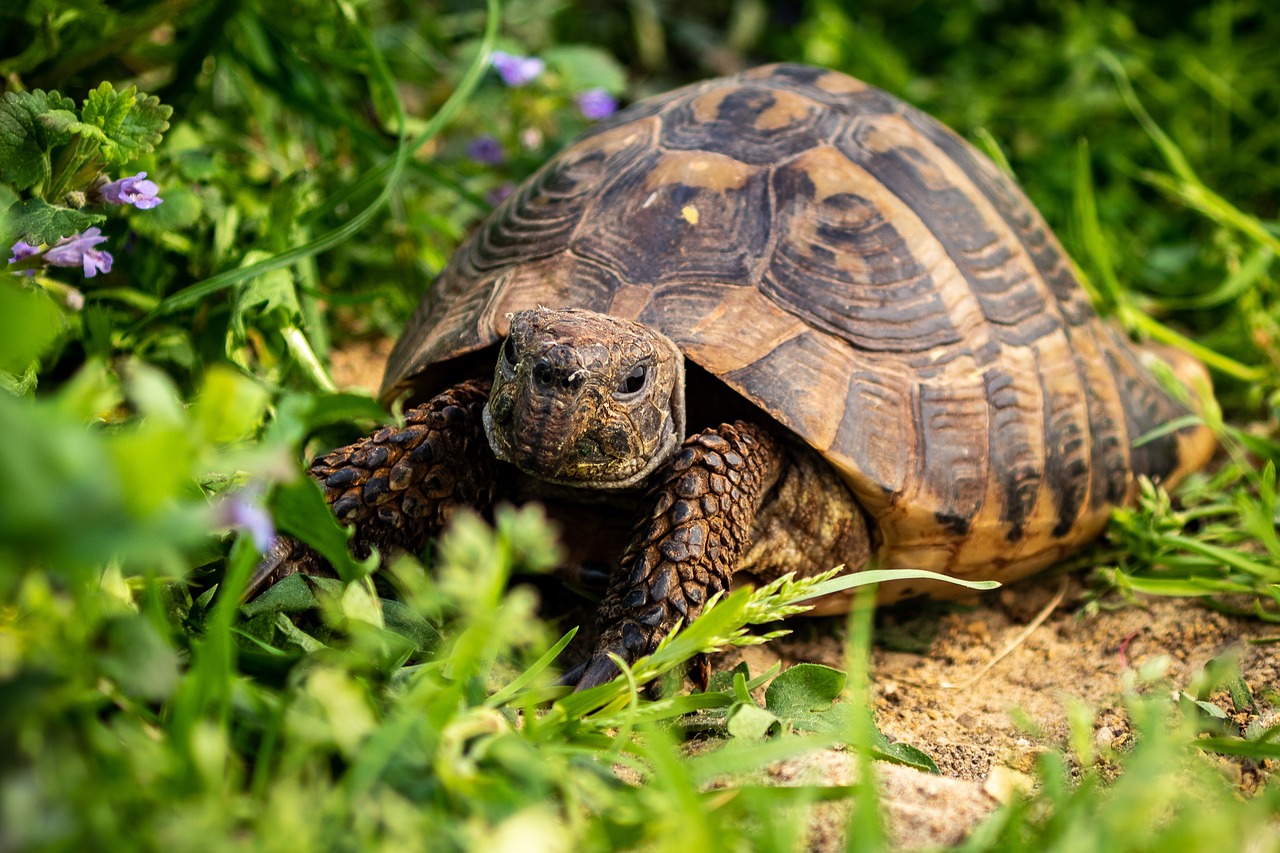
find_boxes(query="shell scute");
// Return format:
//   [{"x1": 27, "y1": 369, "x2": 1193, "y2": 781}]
[
  {"x1": 765, "y1": 152, "x2": 964, "y2": 354},
  {"x1": 660, "y1": 83, "x2": 843, "y2": 165},
  {"x1": 570, "y1": 148, "x2": 772, "y2": 288}
]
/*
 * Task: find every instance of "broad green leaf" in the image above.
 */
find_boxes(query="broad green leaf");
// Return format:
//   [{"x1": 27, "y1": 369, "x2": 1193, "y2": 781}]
[
  {"x1": 264, "y1": 391, "x2": 388, "y2": 449},
  {"x1": 872, "y1": 733, "x2": 941, "y2": 773},
  {"x1": 193, "y1": 365, "x2": 270, "y2": 443},
  {"x1": 239, "y1": 571, "x2": 325, "y2": 618},
  {"x1": 0, "y1": 280, "x2": 64, "y2": 376},
  {"x1": 6, "y1": 197, "x2": 105, "y2": 244},
  {"x1": 381, "y1": 598, "x2": 443, "y2": 654},
  {"x1": 268, "y1": 475, "x2": 375, "y2": 584},
  {"x1": 726, "y1": 702, "x2": 781, "y2": 740},
  {"x1": 340, "y1": 579, "x2": 384, "y2": 629},
  {"x1": 80, "y1": 82, "x2": 132, "y2": 136},
  {"x1": 708, "y1": 660, "x2": 753, "y2": 694},
  {"x1": 123, "y1": 359, "x2": 185, "y2": 425},
  {"x1": 108, "y1": 420, "x2": 196, "y2": 516},
  {"x1": 765, "y1": 663, "x2": 846, "y2": 717},
  {"x1": 542, "y1": 45, "x2": 628, "y2": 94},
  {"x1": 0, "y1": 90, "x2": 76, "y2": 190},
  {"x1": 96, "y1": 615, "x2": 181, "y2": 702}
]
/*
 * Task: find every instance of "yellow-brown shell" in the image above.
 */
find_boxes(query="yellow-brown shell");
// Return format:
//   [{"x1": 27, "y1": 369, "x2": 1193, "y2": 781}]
[{"x1": 383, "y1": 63, "x2": 1214, "y2": 590}]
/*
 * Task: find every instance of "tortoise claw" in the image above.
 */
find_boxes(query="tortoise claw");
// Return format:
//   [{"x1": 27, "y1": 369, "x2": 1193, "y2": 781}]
[
  {"x1": 241, "y1": 536, "x2": 333, "y2": 603},
  {"x1": 576, "y1": 561, "x2": 613, "y2": 591},
  {"x1": 555, "y1": 659, "x2": 590, "y2": 688},
  {"x1": 572, "y1": 651, "x2": 626, "y2": 692}
]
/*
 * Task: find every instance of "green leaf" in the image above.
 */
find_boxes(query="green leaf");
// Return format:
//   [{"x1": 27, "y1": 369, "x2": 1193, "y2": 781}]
[
  {"x1": 708, "y1": 660, "x2": 753, "y2": 694},
  {"x1": 543, "y1": 45, "x2": 628, "y2": 94},
  {"x1": 1191, "y1": 735, "x2": 1280, "y2": 760},
  {"x1": 0, "y1": 280, "x2": 65, "y2": 377},
  {"x1": 6, "y1": 197, "x2": 105, "y2": 244},
  {"x1": 264, "y1": 391, "x2": 387, "y2": 450},
  {"x1": 96, "y1": 615, "x2": 180, "y2": 702},
  {"x1": 685, "y1": 733, "x2": 841, "y2": 785},
  {"x1": 381, "y1": 598, "x2": 443, "y2": 654},
  {"x1": 239, "y1": 571, "x2": 327, "y2": 618},
  {"x1": 268, "y1": 476, "x2": 376, "y2": 584},
  {"x1": 193, "y1": 365, "x2": 270, "y2": 443},
  {"x1": 765, "y1": 663, "x2": 847, "y2": 717},
  {"x1": 79, "y1": 82, "x2": 172, "y2": 164},
  {"x1": 726, "y1": 702, "x2": 781, "y2": 740},
  {"x1": 0, "y1": 90, "x2": 76, "y2": 190},
  {"x1": 228, "y1": 249, "x2": 303, "y2": 345},
  {"x1": 1179, "y1": 691, "x2": 1230, "y2": 721},
  {"x1": 872, "y1": 733, "x2": 941, "y2": 773},
  {"x1": 39, "y1": 109, "x2": 88, "y2": 140},
  {"x1": 270, "y1": 611, "x2": 328, "y2": 652}
]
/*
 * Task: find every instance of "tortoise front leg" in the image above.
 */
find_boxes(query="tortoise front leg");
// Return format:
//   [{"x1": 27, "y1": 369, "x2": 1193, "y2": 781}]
[
  {"x1": 245, "y1": 378, "x2": 496, "y2": 598},
  {"x1": 572, "y1": 421, "x2": 783, "y2": 690}
]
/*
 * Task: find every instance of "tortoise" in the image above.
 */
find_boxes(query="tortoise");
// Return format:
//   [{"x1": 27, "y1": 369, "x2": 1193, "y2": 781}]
[{"x1": 252, "y1": 63, "x2": 1216, "y2": 690}]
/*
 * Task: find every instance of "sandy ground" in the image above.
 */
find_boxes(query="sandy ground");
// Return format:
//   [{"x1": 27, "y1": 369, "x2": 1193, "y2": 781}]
[
  {"x1": 717, "y1": 573, "x2": 1279, "y2": 849},
  {"x1": 330, "y1": 339, "x2": 1278, "y2": 850}
]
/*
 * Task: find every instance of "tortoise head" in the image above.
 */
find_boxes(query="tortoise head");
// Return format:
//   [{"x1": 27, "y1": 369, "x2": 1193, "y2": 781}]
[{"x1": 482, "y1": 308, "x2": 687, "y2": 489}]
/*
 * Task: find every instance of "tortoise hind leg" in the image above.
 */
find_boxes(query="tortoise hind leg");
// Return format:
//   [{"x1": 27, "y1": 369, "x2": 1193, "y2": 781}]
[
  {"x1": 244, "y1": 378, "x2": 496, "y2": 599},
  {"x1": 1130, "y1": 342, "x2": 1216, "y2": 489},
  {"x1": 1113, "y1": 337, "x2": 1216, "y2": 493},
  {"x1": 572, "y1": 421, "x2": 784, "y2": 691}
]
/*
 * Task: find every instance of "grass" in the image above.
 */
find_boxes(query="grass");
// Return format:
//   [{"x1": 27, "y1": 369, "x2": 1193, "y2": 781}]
[{"x1": 2, "y1": 0, "x2": 1280, "y2": 850}]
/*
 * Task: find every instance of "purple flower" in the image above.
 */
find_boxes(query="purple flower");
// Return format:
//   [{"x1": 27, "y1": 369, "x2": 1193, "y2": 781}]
[
  {"x1": 100, "y1": 172, "x2": 163, "y2": 209},
  {"x1": 466, "y1": 136, "x2": 506, "y2": 165},
  {"x1": 8, "y1": 240, "x2": 38, "y2": 276},
  {"x1": 576, "y1": 88, "x2": 618, "y2": 121},
  {"x1": 491, "y1": 51, "x2": 544, "y2": 87},
  {"x1": 216, "y1": 491, "x2": 276, "y2": 552},
  {"x1": 43, "y1": 228, "x2": 113, "y2": 278},
  {"x1": 486, "y1": 183, "x2": 516, "y2": 206}
]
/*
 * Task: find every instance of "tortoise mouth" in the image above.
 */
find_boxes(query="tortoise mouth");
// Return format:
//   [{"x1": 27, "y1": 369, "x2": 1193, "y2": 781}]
[{"x1": 482, "y1": 400, "x2": 681, "y2": 489}]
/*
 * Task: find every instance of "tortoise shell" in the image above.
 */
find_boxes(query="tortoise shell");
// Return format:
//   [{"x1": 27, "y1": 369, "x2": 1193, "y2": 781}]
[{"x1": 382, "y1": 63, "x2": 1214, "y2": 591}]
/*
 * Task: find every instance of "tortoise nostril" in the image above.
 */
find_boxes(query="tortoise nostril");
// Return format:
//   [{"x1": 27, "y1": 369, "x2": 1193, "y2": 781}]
[
  {"x1": 533, "y1": 360, "x2": 555, "y2": 390},
  {"x1": 533, "y1": 360, "x2": 587, "y2": 393}
]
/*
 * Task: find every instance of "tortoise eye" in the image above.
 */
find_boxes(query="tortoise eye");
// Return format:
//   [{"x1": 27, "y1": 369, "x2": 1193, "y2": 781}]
[
  {"x1": 617, "y1": 363, "x2": 647, "y2": 396},
  {"x1": 501, "y1": 336, "x2": 519, "y2": 369}
]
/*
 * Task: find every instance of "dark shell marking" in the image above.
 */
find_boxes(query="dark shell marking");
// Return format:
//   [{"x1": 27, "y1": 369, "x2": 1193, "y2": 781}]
[{"x1": 384, "y1": 64, "x2": 1215, "y2": 602}]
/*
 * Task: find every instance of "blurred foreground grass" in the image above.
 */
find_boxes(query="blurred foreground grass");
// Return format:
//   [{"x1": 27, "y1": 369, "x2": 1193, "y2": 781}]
[{"x1": 2, "y1": 1, "x2": 1279, "y2": 850}]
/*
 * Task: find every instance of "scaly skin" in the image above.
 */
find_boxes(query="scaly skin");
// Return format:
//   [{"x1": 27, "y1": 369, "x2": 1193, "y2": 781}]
[
  {"x1": 245, "y1": 378, "x2": 495, "y2": 599},
  {"x1": 574, "y1": 421, "x2": 783, "y2": 691}
]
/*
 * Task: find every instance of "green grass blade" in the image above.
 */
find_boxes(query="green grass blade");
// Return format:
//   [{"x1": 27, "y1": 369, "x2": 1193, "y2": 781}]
[
  {"x1": 486, "y1": 626, "x2": 578, "y2": 707},
  {"x1": 131, "y1": 0, "x2": 500, "y2": 325}
]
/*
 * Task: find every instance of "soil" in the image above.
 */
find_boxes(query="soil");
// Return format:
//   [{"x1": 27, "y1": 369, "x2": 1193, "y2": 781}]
[
  {"x1": 328, "y1": 338, "x2": 1279, "y2": 851},
  {"x1": 720, "y1": 574, "x2": 1280, "y2": 849}
]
